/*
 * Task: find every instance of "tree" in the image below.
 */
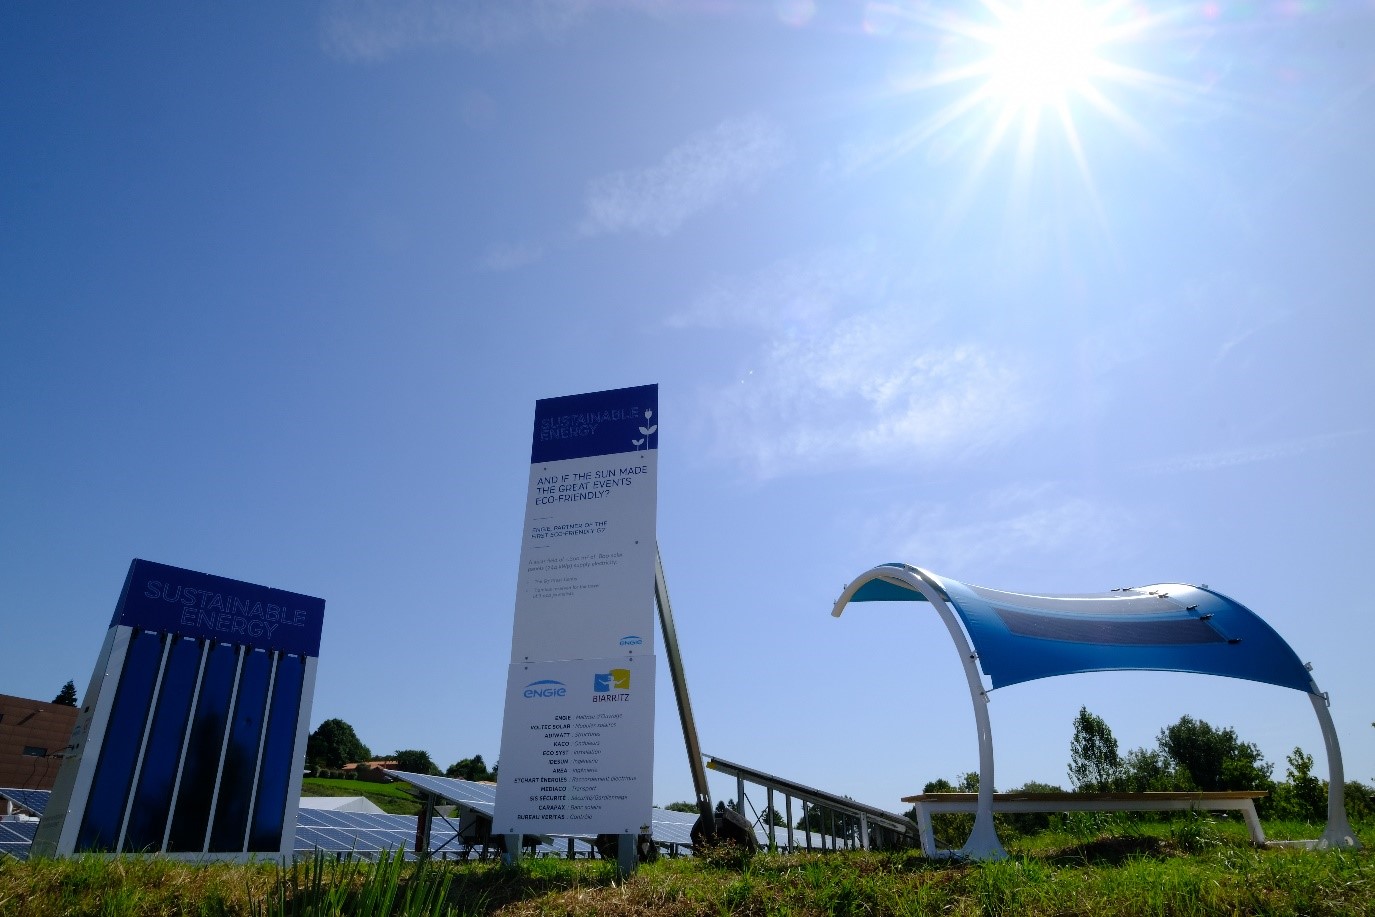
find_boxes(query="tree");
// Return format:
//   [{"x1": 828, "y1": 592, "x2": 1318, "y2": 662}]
[
  {"x1": 1003, "y1": 780, "x2": 1065, "y2": 835},
  {"x1": 52, "y1": 680, "x2": 78, "y2": 707},
  {"x1": 794, "y1": 797, "x2": 861, "y2": 841},
  {"x1": 664, "y1": 801, "x2": 700, "y2": 814},
  {"x1": 760, "y1": 804, "x2": 788, "y2": 827},
  {"x1": 445, "y1": 754, "x2": 494, "y2": 782},
  {"x1": 1157, "y1": 715, "x2": 1272, "y2": 792},
  {"x1": 1068, "y1": 707, "x2": 1121, "y2": 791},
  {"x1": 1269, "y1": 746, "x2": 1326, "y2": 822},
  {"x1": 911, "y1": 773, "x2": 979, "y2": 846},
  {"x1": 1119, "y1": 746, "x2": 1183, "y2": 792},
  {"x1": 306, "y1": 719, "x2": 371, "y2": 769},
  {"x1": 394, "y1": 749, "x2": 441, "y2": 775}
]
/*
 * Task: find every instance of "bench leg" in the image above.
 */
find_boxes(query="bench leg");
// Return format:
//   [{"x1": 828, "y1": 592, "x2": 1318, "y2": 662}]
[
  {"x1": 918, "y1": 808, "x2": 937, "y2": 858},
  {"x1": 1238, "y1": 804, "x2": 1267, "y2": 846}
]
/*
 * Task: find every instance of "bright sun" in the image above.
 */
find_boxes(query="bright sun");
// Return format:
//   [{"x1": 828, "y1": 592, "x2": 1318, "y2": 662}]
[
  {"x1": 984, "y1": 0, "x2": 1110, "y2": 111},
  {"x1": 865, "y1": 0, "x2": 1164, "y2": 224}
]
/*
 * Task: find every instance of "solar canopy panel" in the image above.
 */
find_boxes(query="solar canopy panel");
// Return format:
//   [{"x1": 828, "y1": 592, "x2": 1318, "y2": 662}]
[
  {"x1": 0, "y1": 789, "x2": 51, "y2": 816},
  {"x1": 846, "y1": 566, "x2": 1314, "y2": 692}
]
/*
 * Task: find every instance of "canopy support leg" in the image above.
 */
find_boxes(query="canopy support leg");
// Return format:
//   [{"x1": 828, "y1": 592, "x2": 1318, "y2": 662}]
[{"x1": 1310, "y1": 690, "x2": 1360, "y2": 849}]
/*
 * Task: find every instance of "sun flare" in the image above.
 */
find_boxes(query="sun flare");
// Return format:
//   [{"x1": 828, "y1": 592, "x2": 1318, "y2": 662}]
[
  {"x1": 984, "y1": 0, "x2": 1110, "y2": 111},
  {"x1": 859, "y1": 0, "x2": 1175, "y2": 230}
]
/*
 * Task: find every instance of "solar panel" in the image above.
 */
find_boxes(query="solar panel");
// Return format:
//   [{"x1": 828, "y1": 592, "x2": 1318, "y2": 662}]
[
  {"x1": 0, "y1": 799, "x2": 822, "y2": 863},
  {"x1": 295, "y1": 809, "x2": 329, "y2": 827},
  {"x1": 0, "y1": 789, "x2": 51, "y2": 816},
  {"x1": 0, "y1": 823, "x2": 37, "y2": 844},
  {"x1": 993, "y1": 604, "x2": 1225, "y2": 645},
  {"x1": 0, "y1": 819, "x2": 38, "y2": 860},
  {"x1": 649, "y1": 810, "x2": 698, "y2": 846},
  {"x1": 967, "y1": 585, "x2": 1175, "y2": 616},
  {"x1": 386, "y1": 772, "x2": 498, "y2": 813},
  {"x1": 392, "y1": 770, "x2": 839, "y2": 854},
  {"x1": 295, "y1": 826, "x2": 359, "y2": 853}
]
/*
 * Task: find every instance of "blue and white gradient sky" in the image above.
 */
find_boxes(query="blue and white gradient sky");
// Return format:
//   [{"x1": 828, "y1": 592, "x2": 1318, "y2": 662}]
[{"x1": 4, "y1": 1, "x2": 1372, "y2": 813}]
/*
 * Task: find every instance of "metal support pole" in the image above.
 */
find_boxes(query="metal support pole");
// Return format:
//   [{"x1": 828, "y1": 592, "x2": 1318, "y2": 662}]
[
  {"x1": 617, "y1": 833, "x2": 637, "y2": 875},
  {"x1": 1309, "y1": 688, "x2": 1361, "y2": 848},
  {"x1": 502, "y1": 834, "x2": 521, "y2": 866},
  {"x1": 654, "y1": 548, "x2": 715, "y2": 829},
  {"x1": 833, "y1": 565, "x2": 1007, "y2": 860},
  {"x1": 767, "y1": 787, "x2": 777, "y2": 851}
]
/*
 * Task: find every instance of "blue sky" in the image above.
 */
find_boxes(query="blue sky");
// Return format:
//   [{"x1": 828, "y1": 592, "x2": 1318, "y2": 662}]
[{"x1": 3, "y1": 1, "x2": 1372, "y2": 815}]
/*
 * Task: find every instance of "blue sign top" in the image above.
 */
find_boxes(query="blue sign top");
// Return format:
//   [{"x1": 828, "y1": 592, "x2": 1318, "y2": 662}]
[
  {"x1": 530, "y1": 384, "x2": 658, "y2": 464},
  {"x1": 112, "y1": 559, "x2": 326, "y2": 657}
]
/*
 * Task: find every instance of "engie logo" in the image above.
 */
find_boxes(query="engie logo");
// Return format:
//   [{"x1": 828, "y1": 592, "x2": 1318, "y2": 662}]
[
  {"x1": 593, "y1": 669, "x2": 630, "y2": 692},
  {"x1": 618, "y1": 635, "x2": 643, "y2": 646},
  {"x1": 523, "y1": 679, "x2": 567, "y2": 699}
]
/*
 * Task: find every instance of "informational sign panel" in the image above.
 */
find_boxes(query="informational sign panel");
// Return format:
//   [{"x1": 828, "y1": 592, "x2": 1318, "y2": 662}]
[
  {"x1": 494, "y1": 655, "x2": 655, "y2": 835},
  {"x1": 494, "y1": 384, "x2": 658, "y2": 835},
  {"x1": 33, "y1": 559, "x2": 323, "y2": 861}
]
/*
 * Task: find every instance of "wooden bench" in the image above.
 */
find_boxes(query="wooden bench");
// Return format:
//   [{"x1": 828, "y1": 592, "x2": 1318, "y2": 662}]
[{"x1": 900, "y1": 791, "x2": 1269, "y2": 857}]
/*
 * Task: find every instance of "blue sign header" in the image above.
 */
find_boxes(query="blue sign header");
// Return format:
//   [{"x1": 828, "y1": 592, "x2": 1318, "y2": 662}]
[
  {"x1": 530, "y1": 384, "x2": 658, "y2": 464},
  {"x1": 112, "y1": 559, "x2": 326, "y2": 657}
]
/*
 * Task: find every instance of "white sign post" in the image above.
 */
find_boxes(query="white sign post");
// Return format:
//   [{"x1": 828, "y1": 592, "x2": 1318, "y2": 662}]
[{"x1": 494, "y1": 385, "x2": 658, "y2": 858}]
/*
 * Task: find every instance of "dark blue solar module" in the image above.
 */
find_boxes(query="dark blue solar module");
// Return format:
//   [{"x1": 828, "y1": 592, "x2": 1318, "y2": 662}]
[
  {"x1": 0, "y1": 821, "x2": 38, "y2": 862},
  {"x1": 0, "y1": 789, "x2": 50, "y2": 816}
]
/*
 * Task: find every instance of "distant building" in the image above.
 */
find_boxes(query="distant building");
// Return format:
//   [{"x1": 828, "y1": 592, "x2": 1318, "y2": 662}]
[
  {"x1": 342, "y1": 760, "x2": 398, "y2": 783},
  {"x1": 0, "y1": 693, "x2": 79, "y2": 790}
]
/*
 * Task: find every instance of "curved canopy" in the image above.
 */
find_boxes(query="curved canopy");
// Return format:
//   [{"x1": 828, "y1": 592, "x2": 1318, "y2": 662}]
[{"x1": 843, "y1": 564, "x2": 1314, "y2": 693}]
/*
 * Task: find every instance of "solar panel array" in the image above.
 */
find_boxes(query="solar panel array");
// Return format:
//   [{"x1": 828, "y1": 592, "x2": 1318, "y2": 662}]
[
  {"x1": 292, "y1": 806, "x2": 597, "y2": 860},
  {"x1": 0, "y1": 780, "x2": 841, "y2": 860},
  {"x1": 0, "y1": 788, "x2": 51, "y2": 816},
  {"x1": 384, "y1": 773, "x2": 497, "y2": 814},
  {"x1": 0, "y1": 820, "x2": 38, "y2": 861},
  {"x1": 384, "y1": 771, "x2": 839, "y2": 853}
]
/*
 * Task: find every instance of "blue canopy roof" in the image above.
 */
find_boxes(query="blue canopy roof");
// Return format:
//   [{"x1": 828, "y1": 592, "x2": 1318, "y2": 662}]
[{"x1": 846, "y1": 564, "x2": 1314, "y2": 693}]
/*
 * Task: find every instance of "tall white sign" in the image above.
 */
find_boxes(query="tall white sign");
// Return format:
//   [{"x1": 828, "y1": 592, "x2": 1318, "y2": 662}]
[{"x1": 494, "y1": 385, "x2": 658, "y2": 836}]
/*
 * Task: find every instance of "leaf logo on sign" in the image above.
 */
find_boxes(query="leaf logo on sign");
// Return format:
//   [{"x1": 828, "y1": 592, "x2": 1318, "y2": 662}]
[{"x1": 632, "y1": 410, "x2": 657, "y2": 450}]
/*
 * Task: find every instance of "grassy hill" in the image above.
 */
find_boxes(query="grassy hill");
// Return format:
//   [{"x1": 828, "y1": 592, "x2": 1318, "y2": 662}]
[{"x1": 1, "y1": 819, "x2": 1371, "y2": 915}]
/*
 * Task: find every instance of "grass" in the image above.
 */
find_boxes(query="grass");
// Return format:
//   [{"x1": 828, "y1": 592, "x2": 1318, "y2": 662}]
[
  {"x1": 2, "y1": 821, "x2": 1372, "y2": 916},
  {"x1": 300, "y1": 778, "x2": 424, "y2": 815}
]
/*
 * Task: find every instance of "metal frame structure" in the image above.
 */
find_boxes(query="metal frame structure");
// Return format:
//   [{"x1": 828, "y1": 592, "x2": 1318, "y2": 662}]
[
  {"x1": 704, "y1": 755, "x2": 917, "y2": 851},
  {"x1": 832, "y1": 563, "x2": 1360, "y2": 859}
]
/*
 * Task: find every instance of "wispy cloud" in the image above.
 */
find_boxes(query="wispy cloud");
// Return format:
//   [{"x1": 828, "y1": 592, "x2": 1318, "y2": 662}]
[
  {"x1": 321, "y1": 0, "x2": 591, "y2": 61},
  {"x1": 679, "y1": 245, "x2": 1032, "y2": 477},
  {"x1": 876, "y1": 484, "x2": 1126, "y2": 578},
  {"x1": 478, "y1": 241, "x2": 545, "y2": 271},
  {"x1": 579, "y1": 116, "x2": 786, "y2": 237},
  {"x1": 1130, "y1": 430, "x2": 1363, "y2": 475},
  {"x1": 669, "y1": 241, "x2": 880, "y2": 331}
]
